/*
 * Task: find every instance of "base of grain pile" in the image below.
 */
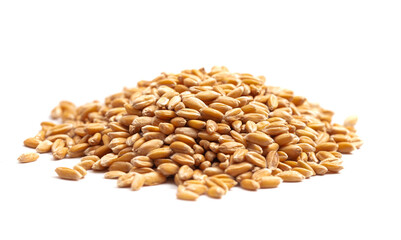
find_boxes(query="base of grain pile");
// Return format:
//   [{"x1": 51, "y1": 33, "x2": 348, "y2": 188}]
[{"x1": 19, "y1": 66, "x2": 363, "y2": 200}]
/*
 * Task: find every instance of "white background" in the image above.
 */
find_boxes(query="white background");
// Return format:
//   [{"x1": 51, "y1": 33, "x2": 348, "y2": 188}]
[{"x1": 1, "y1": 0, "x2": 400, "y2": 239}]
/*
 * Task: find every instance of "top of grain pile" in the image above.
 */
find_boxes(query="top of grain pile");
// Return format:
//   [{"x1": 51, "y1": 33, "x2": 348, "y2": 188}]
[{"x1": 20, "y1": 66, "x2": 362, "y2": 201}]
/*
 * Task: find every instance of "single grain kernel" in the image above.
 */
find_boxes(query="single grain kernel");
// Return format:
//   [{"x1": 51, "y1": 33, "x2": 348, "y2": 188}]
[
  {"x1": 18, "y1": 152, "x2": 39, "y2": 163},
  {"x1": 240, "y1": 179, "x2": 260, "y2": 191},
  {"x1": 277, "y1": 171, "x2": 305, "y2": 182},
  {"x1": 259, "y1": 176, "x2": 282, "y2": 188},
  {"x1": 55, "y1": 167, "x2": 82, "y2": 180}
]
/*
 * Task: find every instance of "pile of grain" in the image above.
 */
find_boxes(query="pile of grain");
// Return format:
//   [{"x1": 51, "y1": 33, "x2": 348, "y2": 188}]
[{"x1": 19, "y1": 66, "x2": 362, "y2": 200}]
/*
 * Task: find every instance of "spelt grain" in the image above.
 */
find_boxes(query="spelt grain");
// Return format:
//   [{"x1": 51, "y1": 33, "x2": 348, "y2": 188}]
[
  {"x1": 36, "y1": 140, "x2": 53, "y2": 153},
  {"x1": 157, "y1": 163, "x2": 179, "y2": 176},
  {"x1": 55, "y1": 167, "x2": 82, "y2": 180},
  {"x1": 259, "y1": 176, "x2": 282, "y2": 188},
  {"x1": 23, "y1": 137, "x2": 41, "y2": 148},
  {"x1": 73, "y1": 165, "x2": 87, "y2": 177},
  {"x1": 337, "y1": 142, "x2": 356, "y2": 154},
  {"x1": 78, "y1": 160, "x2": 95, "y2": 170},
  {"x1": 185, "y1": 183, "x2": 208, "y2": 195},
  {"x1": 131, "y1": 173, "x2": 146, "y2": 191},
  {"x1": 18, "y1": 152, "x2": 39, "y2": 163},
  {"x1": 240, "y1": 179, "x2": 260, "y2": 191},
  {"x1": 277, "y1": 170, "x2": 305, "y2": 182},
  {"x1": 104, "y1": 170, "x2": 126, "y2": 179},
  {"x1": 143, "y1": 171, "x2": 166, "y2": 186},
  {"x1": 177, "y1": 185, "x2": 200, "y2": 201},
  {"x1": 207, "y1": 186, "x2": 225, "y2": 199}
]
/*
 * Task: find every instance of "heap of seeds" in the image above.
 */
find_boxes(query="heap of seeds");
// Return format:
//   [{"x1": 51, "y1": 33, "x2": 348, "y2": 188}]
[{"x1": 19, "y1": 66, "x2": 362, "y2": 200}]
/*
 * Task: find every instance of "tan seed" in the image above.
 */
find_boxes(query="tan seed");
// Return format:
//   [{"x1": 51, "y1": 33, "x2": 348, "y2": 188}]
[
  {"x1": 182, "y1": 97, "x2": 207, "y2": 111},
  {"x1": 232, "y1": 148, "x2": 248, "y2": 163},
  {"x1": 73, "y1": 165, "x2": 87, "y2": 177},
  {"x1": 81, "y1": 155, "x2": 100, "y2": 162},
  {"x1": 132, "y1": 95, "x2": 156, "y2": 109},
  {"x1": 187, "y1": 120, "x2": 206, "y2": 129},
  {"x1": 77, "y1": 160, "x2": 95, "y2": 170},
  {"x1": 170, "y1": 117, "x2": 187, "y2": 127},
  {"x1": 131, "y1": 173, "x2": 146, "y2": 191},
  {"x1": 224, "y1": 108, "x2": 244, "y2": 122},
  {"x1": 331, "y1": 134, "x2": 351, "y2": 143},
  {"x1": 225, "y1": 162, "x2": 253, "y2": 177},
  {"x1": 195, "y1": 90, "x2": 221, "y2": 101},
  {"x1": 297, "y1": 143, "x2": 316, "y2": 152},
  {"x1": 100, "y1": 153, "x2": 118, "y2": 167},
  {"x1": 147, "y1": 147, "x2": 173, "y2": 160},
  {"x1": 337, "y1": 142, "x2": 356, "y2": 154},
  {"x1": 297, "y1": 160, "x2": 315, "y2": 175},
  {"x1": 245, "y1": 152, "x2": 267, "y2": 168},
  {"x1": 240, "y1": 179, "x2": 260, "y2": 191},
  {"x1": 291, "y1": 167, "x2": 313, "y2": 178},
  {"x1": 117, "y1": 173, "x2": 135, "y2": 187},
  {"x1": 176, "y1": 108, "x2": 201, "y2": 120},
  {"x1": 315, "y1": 142, "x2": 338, "y2": 152},
  {"x1": 207, "y1": 186, "x2": 225, "y2": 199},
  {"x1": 320, "y1": 162, "x2": 343, "y2": 173},
  {"x1": 157, "y1": 163, "x2": 179, "y2": 176},
  {"x1": 277, "y1": 170, "x2": 305, "y2": 182},
  {"x1": 344, "y1": 115, "x2": 358, "y2": 127},
  {"x1": 278, "y1": 162, "x2": 292, "y2": 171},
  {"x1": 170, "y1": 141, "x2": 194, "y2": 155},
  {"x1": 171, "y1": 153, "x2": 195, "y2": 166},
  {"x1": 55, "y1": 167, "x2": 82, "y2": 180},
  {"x1": 218, "y1": 142, "x2": 245, "y2": 154},
  {"x1": 263, "y1": 126, "x2": 289, "y2": 136},
  {"x1": 307, "y1": 162, "x2": 328, "y2": 175},
  {"x1": 279, "y1": 145, "x2": 302, "y2": 160},
  {"x1": 131, "y1": 156, "x2": 153, "y2": 168},
  {"x1": 316, "y1": 151, "x2": 335, "y2": 161},
  {"x1": 18, "y1": 152, "x2": 39, "y2": 163},
  {"x1": 23, "y1": 137, "x2": 41, "y2": 148},
  {"x1": 51, "y1": 139, "x2": 65, "y2": 153},
  {"x1": 252, "y1": 168, "x2": 272, "y2": 181},
  {"x1": 185, "y1": 183, "x2": 208, "y2": 195},
  {"x1": 109, "y1": 162, "x2": 133, "y2": 172},
  {"x1": 85, "y1": 123, "x2": 106, "y2": 135},
  {"x1": 266, "y1": 151, "x2": 279, "y2": 170},
  {"x1": 208, "y1": 177, "x2": 229, "y2": 193},
  {"x1": 259, "y1": 176, "x2": 282, "y2": 188},
  {"x1": 136, "y1": 139, "x2": 164, "y2": 155},
  {"x1": 267, "y1": 94, "x2": 278, "y2": 111},
  {"x1": 245, "y1": 121, "x2": 257, "y2": 133},
  {"x1": 175, "y1": 127, "x2": 198, "y2": 139},
  {"x1": 91, "y1": 160, "x2": 106, "y2": 171},
  {"x1": 177, "y1": 185, "x2": 199, "y2": 201},
  {"x1": 143, "y1": 171, "x2": 167, "y2": 186},
  {"x1": 178, "y1": 165, "x2": 194, "y2": 180},
  {"x1": 200, "y1": 107, "x2": 224, "y2": 122},
  {"x1": 206, "y1": 120, "x2": 218, "y2": 134},
  {"x1": 245, "y1": 132, "x2": 274, "y2": 147},
  {"x1": 69, "y1": 143, "x2": 89, "y2": 153},
  {"x1": 35, "y1": 140, "x2": 53, "y2": 153},
  {"x1": 159, "y1": 123, "x2": 175, "y2": 135},
  {"x1": 46, "y1": 123, "x2": 73, "y2": 136},
  {"x1": 104, "y1": 171, "x2": 126, "y2": 179},
  {"x1": 155, "y1": 110, "x2": 176, "y2": 119},
  {"x1": 203, "y1": 166, "x2": 224, "y2": 176}
]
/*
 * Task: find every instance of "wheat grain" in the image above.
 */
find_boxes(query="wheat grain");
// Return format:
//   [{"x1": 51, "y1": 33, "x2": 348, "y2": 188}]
[{"x1": 18, "y1": 153, "x2": 39, "y2": 163}]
